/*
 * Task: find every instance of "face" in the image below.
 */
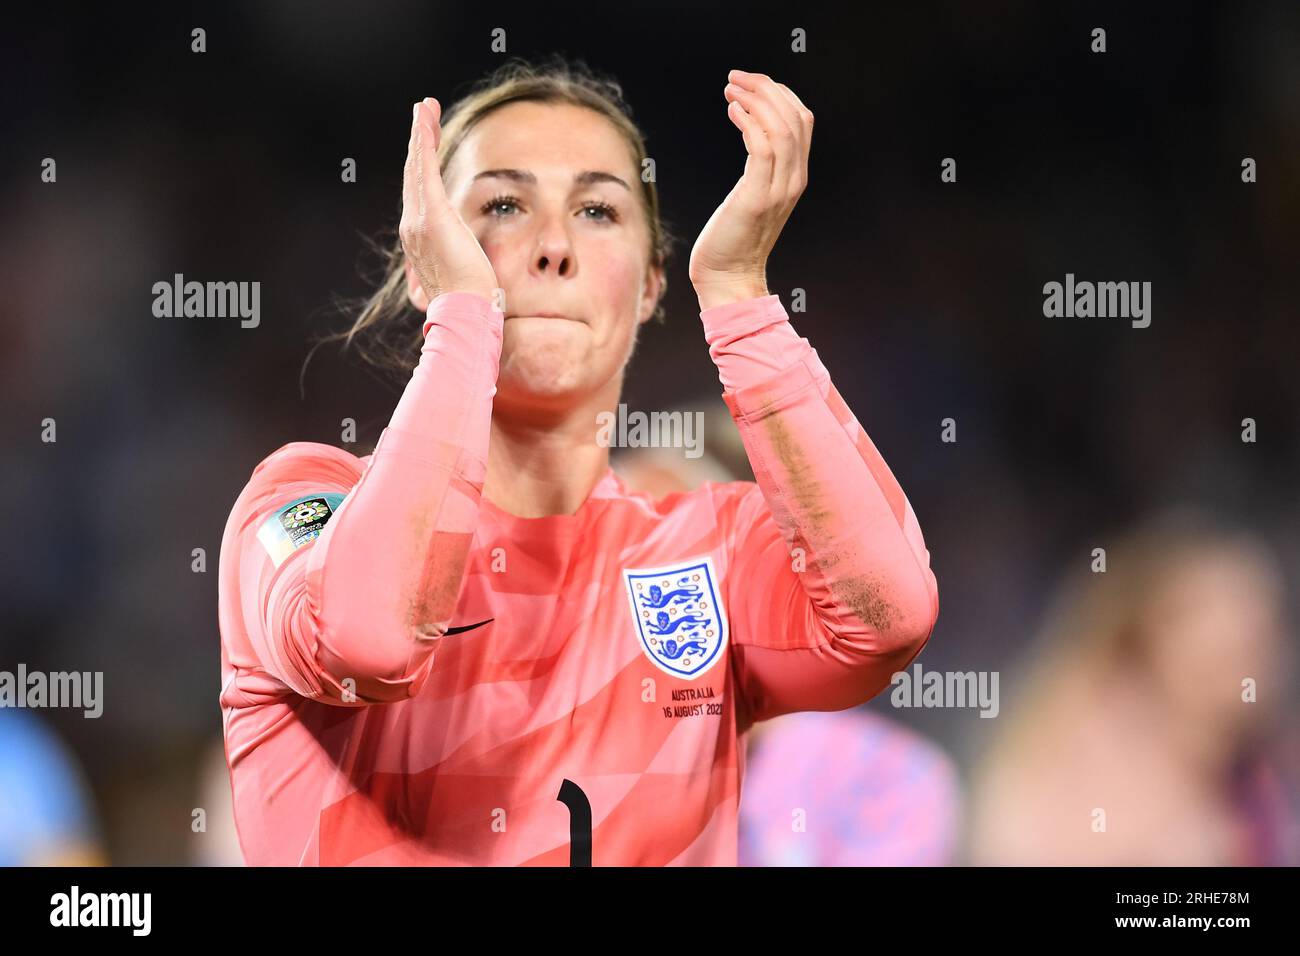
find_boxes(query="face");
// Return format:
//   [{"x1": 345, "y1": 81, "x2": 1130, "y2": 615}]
[
  {"x1": 427, "y1": 100, "x2": 663, "y2": 417},
  {"x1": 1140, "y1": 541, "x2": 1290, "y2": 729}
]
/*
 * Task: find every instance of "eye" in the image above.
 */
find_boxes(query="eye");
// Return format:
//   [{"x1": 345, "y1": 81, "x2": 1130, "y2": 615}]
[
  {"x1": 479, "y1": 194, "x2": 620, "y2": 223},
  {"x1": 581, "y1": 200, "x2": 620, "y2": 223},
  {"x1": 481, "y1": 194, "x2": 521, "y2": 217}
]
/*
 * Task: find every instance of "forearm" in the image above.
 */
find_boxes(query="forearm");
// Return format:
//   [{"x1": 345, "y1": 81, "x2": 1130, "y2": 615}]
[
  {"x1": 299, "y1": 291, "x2": 503, "y2": 692},
  {"x1": 702, "y1": 294, "x2": 938, "y2": 653}
]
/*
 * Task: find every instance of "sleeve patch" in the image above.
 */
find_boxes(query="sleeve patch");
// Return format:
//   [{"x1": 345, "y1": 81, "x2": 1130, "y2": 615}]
[{"x1": 256, "y1": 492, "x2": 347, "y2": 567}]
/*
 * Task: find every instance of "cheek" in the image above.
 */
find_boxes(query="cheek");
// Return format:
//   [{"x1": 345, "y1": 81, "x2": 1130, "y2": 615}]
[
  {"x1": 591, "y1": 254, "x2": 646, "y2": 353},
  {"x1": 593, "y1": 247, "x2": 645, "y2": 307},
  {"x1": 477, "y1": 234, "x2": 519, "y2": 276}
]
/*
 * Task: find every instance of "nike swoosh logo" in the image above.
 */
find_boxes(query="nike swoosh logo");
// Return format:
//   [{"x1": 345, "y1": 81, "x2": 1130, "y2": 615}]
[{"x1": 444, "y1": 618, "x2": 494, "y2": 635}]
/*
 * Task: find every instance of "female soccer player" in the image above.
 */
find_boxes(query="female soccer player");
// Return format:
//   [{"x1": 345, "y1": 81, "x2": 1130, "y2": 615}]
[{"x1": 218, "y1": 57, "x2": 939, "y2": 866}]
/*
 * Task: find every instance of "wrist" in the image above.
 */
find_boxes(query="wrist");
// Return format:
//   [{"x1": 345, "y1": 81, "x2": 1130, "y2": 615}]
[
  {"x1": 430, "y1": 288, "x2": 497, "y2": 309},
  {"x1": 422, "y1": 289, "x2": 504, "y2": 338},
  {"x1": 692, "y1": 276, "x2": 769, "y2": 311}
]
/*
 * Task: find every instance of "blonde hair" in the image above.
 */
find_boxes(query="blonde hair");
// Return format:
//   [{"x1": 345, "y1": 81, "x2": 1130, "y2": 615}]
[
  {"x1": 316, "y1": 53, "x2": 676, "y2": 384},
  {"x1": 1025, "y1": 507, "x2": 1259, "y2": 679},
  {"x1": 980, "y1": 504, "x2": 1270, "y2": 758}
]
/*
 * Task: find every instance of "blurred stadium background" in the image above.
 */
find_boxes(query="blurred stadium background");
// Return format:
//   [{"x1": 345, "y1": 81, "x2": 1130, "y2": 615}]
[{"x1": 1, "y1": 2, "x2": 1297, "y2": 864}]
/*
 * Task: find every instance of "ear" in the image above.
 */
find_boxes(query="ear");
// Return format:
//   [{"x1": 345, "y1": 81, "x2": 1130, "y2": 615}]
[
  {"x1": 404, "y1": 257, "x2": 430, "y2": 312},
  {"x1": 637, "y1": 261, "x2": 666, "y2": 325}
]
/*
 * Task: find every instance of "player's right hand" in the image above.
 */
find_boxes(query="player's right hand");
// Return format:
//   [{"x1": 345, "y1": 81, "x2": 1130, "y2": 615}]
[{"x1": 401, "y1": 98, "x2": 499, "y2": 305}]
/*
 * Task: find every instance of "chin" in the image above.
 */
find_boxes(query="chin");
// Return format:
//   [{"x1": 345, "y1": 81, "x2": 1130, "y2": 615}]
[{"x1": 500, "y1": 322, "x2": 587, "y2": 382}]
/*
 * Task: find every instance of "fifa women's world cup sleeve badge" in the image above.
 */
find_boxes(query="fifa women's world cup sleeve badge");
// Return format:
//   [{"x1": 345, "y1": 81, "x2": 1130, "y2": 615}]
[
  {"x1": 256, "y1": 492, "x2": 348, "y2": 568},
  {"x1": 623, "y1": 557, "x2": 728, "y2": 680}
]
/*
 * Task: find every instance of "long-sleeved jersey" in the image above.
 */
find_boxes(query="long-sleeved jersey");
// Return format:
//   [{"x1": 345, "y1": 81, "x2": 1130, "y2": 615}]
[{"x1": 218, "y1": 290, "x2": 939, "y2": 866}]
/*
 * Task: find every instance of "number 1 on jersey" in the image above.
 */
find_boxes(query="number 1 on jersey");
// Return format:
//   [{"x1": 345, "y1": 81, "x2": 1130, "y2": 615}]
[{"x1": 556, "y1": 779, "x2": 592, "y2": 866}]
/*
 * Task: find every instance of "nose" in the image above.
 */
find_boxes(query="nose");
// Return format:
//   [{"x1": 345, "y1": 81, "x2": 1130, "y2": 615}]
[{"x1": 530, "y1": 214, "x2": 574, "y2": 278}]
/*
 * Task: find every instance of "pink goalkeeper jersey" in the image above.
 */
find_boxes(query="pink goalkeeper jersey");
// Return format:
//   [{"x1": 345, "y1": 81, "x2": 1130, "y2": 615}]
[{"x1": 218, "y1": 290, "x2": 939, "y2": 866}]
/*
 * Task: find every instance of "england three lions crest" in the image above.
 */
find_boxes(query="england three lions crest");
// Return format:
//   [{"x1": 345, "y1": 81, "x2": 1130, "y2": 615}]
[{"x1": 623, "y1": 556, "x2": 728, "y2": 680}]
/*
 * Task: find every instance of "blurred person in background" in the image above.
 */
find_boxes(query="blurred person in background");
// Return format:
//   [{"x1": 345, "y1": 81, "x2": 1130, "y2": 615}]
[
  {"x1": 615, "y1": 399, "x2": 962, "y2": 866},
  {"x1": 0, "y1": 709, "x2": 107, "y2": 866},
  {"x1": 968, "y1": 508, "x2": 1298, "y2": 865},
  {"x1": 737, "y1": 707, "x2": 960, "y2": 866}
]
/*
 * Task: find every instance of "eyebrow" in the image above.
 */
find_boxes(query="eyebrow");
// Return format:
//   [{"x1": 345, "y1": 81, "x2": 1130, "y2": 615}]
[{"x1": 470, "y1": 168, "x2": 631, "y2": 192}]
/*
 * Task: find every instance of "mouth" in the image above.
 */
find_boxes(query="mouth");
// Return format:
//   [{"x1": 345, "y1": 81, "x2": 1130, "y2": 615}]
[{"x1": 506, "y1": 311, "x2": 581, "y2": 323}]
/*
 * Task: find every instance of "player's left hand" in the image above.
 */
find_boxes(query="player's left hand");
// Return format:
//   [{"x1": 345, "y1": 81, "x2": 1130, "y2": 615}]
[{"x1": 689, "y1": 70, "x2": 813, "y2": 310}]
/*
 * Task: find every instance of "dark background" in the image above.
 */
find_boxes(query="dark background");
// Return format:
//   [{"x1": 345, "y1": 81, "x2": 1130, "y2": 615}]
[{"x1": 1, "y1": 1, "x2": 1297, "y2": 862}]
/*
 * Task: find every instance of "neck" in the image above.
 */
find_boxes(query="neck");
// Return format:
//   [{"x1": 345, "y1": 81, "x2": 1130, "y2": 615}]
[{"x1": 482, "y1": 376, "x2": 622, "y2": 518}]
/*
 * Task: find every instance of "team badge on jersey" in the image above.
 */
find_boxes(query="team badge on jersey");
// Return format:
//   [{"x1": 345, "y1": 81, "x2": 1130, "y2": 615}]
[
  {"x1": 623, "y1": 556, "x2": 728, "y2": 680},
  {"x1": 256, "y1": 492, "x2": 347, "y2": 567}
]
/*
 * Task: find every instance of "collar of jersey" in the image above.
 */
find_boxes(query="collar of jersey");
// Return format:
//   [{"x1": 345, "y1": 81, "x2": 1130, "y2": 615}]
[{"x1": 477, "y1": 465, "x2": 626, "y2": 533}]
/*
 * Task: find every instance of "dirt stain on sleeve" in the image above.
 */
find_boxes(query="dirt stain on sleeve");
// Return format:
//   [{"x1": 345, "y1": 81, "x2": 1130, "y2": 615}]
[
  {"x1": 406, "y1": 505, "x2": 472, "y2": 639},
  {"x1": 758, "y1": 397, "x2": 897, "y2": 634}
]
